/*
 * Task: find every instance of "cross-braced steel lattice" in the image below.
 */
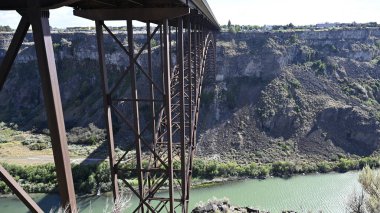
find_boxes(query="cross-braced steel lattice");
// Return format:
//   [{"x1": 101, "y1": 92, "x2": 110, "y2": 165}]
[{"x1": 92, "y1": 13, "x2": 216, "y2": 212}]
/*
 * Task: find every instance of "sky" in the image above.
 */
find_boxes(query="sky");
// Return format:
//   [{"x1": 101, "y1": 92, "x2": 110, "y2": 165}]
[{"x1": 0, "y1": 0, "x2": 380, "y2": 28}]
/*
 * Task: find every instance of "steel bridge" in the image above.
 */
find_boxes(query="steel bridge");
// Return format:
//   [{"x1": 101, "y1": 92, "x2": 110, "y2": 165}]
[{"x1": 0, "y1": 0, "x2": 218, "y2": 212}]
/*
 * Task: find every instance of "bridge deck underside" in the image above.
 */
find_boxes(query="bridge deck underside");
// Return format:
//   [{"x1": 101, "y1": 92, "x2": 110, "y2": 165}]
[{"x1": 0, "y1": 0, "x2": 218, "y2": 29}]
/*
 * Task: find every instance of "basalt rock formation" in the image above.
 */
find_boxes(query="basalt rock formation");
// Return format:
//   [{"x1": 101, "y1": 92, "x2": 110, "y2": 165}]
[{"x1": 1, "y1": 28, "x2": 380, "y2": 163}]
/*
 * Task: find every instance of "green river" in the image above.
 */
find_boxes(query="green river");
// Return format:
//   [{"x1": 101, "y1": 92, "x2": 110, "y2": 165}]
[{"x1": 0, "y1": 171, "x2": 362, "y2": 212}]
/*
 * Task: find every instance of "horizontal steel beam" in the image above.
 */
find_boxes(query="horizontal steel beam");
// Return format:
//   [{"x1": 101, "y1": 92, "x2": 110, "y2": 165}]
[{"x1": 74, "y1": 7, "x2": 190, "y2": 21}]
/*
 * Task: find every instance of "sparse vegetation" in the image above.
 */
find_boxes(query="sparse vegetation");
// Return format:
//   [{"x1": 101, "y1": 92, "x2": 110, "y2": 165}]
[
  {"x1": 289, "y1": 34, "x2": 299, "y2": 44},
  {"x1": 375, "y1": 40, "x2": 380, "y2": 49},
  {"x1": 0, "y1": 122, "x2": 51, "y2": 150},
  {"x1": 150, "y1": 38, "x2": 158, "y2": 47},
  {"x1": 0, "y1": 162, "x2": 114, "y2": 194},
  {"x1": 2, "y1": 157, "x2": 378, "y2": 194},
  {"x1": 0, "y1": 25, "x2": 12, "y2": 32},
  {"x1": 67, "y1": 123, "x2": 106, "y2": 145},
  {"x1": 311, "y1": 60, "x2": 327, "y2": 75},
  {"x1": 348, "y1": 166, "x2": 380, "y2": 213}
]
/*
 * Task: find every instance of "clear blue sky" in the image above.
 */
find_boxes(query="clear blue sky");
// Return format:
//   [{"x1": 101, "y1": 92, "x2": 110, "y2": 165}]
[{"x1": 0, "y1": 0, "x2": 380, "y2": 28}]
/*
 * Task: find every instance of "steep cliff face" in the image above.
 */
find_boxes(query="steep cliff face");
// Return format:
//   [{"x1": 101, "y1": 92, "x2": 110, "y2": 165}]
[
  {"x1": 197, "y1": 29, "x2": 380, "y2": 163},
  {"x1": 1, "y1": 28, "x2": 380, "y2": 163},
  {"x1": 0, "y1": 32, "x2": 160, "y2": 131}
]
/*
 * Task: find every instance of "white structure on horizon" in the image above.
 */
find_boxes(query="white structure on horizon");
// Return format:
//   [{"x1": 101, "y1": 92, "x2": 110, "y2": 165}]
[
  {"x1": 316, "y1": 23, "x2": 338, "y2": 28},
  {"x1": 263, "y1": 25, "x2": 273, "y2": 31}
]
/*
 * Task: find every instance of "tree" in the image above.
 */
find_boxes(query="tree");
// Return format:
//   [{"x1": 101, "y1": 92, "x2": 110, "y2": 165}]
[
  {"x1": 227, "y1": 20, "x2": 235, "y2": 33},
  {"x1": 0, "y1": 25, "x2": 12, "y2": 32},
  {"x1": 359, "y1": 166, "x2": 380, "y2": 212},
  {"x1": 347, "y1": 190, "x2": 366, "y2": 213},
  {"x1": 349, "y1": 166, "x2": 380, "y2": 213}
]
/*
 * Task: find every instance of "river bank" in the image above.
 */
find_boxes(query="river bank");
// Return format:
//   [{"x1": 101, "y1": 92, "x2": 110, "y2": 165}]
[
  {"x1": 0, "y1": 171, "x2": 363, "y2": 212},
  {"x1": 1, "y1": 156, "x2": 378, "y2": 195}
]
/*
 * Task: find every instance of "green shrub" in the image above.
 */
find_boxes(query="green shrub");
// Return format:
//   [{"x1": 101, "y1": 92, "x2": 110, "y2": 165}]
[
  {"x1": 258, "y1": 165, "x2": 270, "y2": 178},
  {"x1": 0, "y1": 25, "x2": 12, "y2": 31},
  {"x1": 289, "y1": 34, "x2": 299, "y2": 44},
  {"x1": 245, "y1": 162, "x2": 259, "y2": 177},
  {"x1": 336, "y1": 158, "x2": 359, "y2": 172},
  {"x1": 22, "y1": 136, "x2": 51, "y2": 150},
  {"x1": 317, "y1": 161, "x2": 333, "y2": 173},
  {"x1": 359, "y1": 157, "x2": 380, "y2": 168},
  {"x1": 67, "y1": 123, "x2": 106, "y2": 145},
  {"x1": 271, "y1": 161, "x2": 296, "y2": 176},
  {"x1": 375, "y1": 40, "x2": 380, "y2": 49},
  {"x1": 312, "y1": 60, "x2": 327, "y2": 75}
]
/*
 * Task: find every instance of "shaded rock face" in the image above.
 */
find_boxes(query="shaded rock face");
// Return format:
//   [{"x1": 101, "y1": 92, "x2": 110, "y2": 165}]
[
  {"x1": 1, "y1": 28, "x2": 380, "y2": 162},
  {"x1": 316, "y1": 106, "x2": 380, "y2": 155}
]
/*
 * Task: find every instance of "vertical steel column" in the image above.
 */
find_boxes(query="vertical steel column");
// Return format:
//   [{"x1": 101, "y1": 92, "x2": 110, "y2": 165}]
[
  {"x1": 175, "y1": 26, "x2": 179, "y2": 62},
  {"x1": 29, "y1": 10, "x2": 77, "y2": 211},
  {"x1": 0, "y1": 17, "x2": 30, "y2": 90},
  {"x1": 163, "y1": 18, "x2": 175, "y2": 213},
  {"x1": 192, "y1": 23, "x2": 198, "y2": 141},
  {"x1": 160, "y1": 26, "x2": 165, "y2": 106},
  {"x1": 127, "y1": 20, "x2": 144, "y2": 213},
  {"x1": 95, "y1": 20, "x2": 119, "y2": 201},
  {"x1": 177, "y1": 17, "x2": 187, "y2": 213},
  {"x1": 147, "y1": 21, "x2": 156, "y2": 193},
  {"x1": 186, "y1": 17, "x2": 193, "y2": 213},
  {"x1": 213, "y1": 34, "x2": 217, "y2": 75},
  {"x1": 197, "y1": 23, "x2": 201, "y2": 78},
  {"x1": 187, "y1": 18, "x2": 193, "y2": 148},
  {"x1": 168, "y1": 26, "x2": 173, "y2": 71},
  {"x1": 0, "y1": 165, "x2": 43, "y2": 213}
]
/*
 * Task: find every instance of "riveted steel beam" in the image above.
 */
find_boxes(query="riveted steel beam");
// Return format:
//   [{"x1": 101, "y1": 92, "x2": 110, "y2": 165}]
[{"x1": 28, "y1": 9, "x2": 77, "y2": 211}]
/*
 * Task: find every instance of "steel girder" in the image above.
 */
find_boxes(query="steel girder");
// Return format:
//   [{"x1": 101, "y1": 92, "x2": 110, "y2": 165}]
[{"x1": 0, "y1": 9, "x2": 77, "y2": 213}]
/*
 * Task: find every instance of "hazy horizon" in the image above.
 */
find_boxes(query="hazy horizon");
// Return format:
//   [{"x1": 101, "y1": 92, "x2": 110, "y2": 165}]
[{"x1": 0, "y1": 0, "x2": 379, "y2": 28}]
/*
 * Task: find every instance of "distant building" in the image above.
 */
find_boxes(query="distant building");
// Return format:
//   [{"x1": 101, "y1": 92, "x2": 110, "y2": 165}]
[
  {"x1": 316, "y1": 23, "x2": 338, "y2": 28},
  {"x1": 263, "y1": 25, "x2": 273, "y2": 31}
]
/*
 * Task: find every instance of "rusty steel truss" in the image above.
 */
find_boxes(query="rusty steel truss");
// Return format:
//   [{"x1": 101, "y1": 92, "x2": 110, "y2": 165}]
[
  {"x1": 88, "y1": 14, "x2": 216, "y2": 213},
  {"x1": 0, "y1": 1, "x2": 218, "y2": 213}
]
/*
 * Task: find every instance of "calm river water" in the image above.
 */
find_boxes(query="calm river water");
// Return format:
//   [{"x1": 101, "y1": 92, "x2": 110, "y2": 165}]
[{"x1": 0, "y1": 171, "x2": 362, "y2": 212}]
